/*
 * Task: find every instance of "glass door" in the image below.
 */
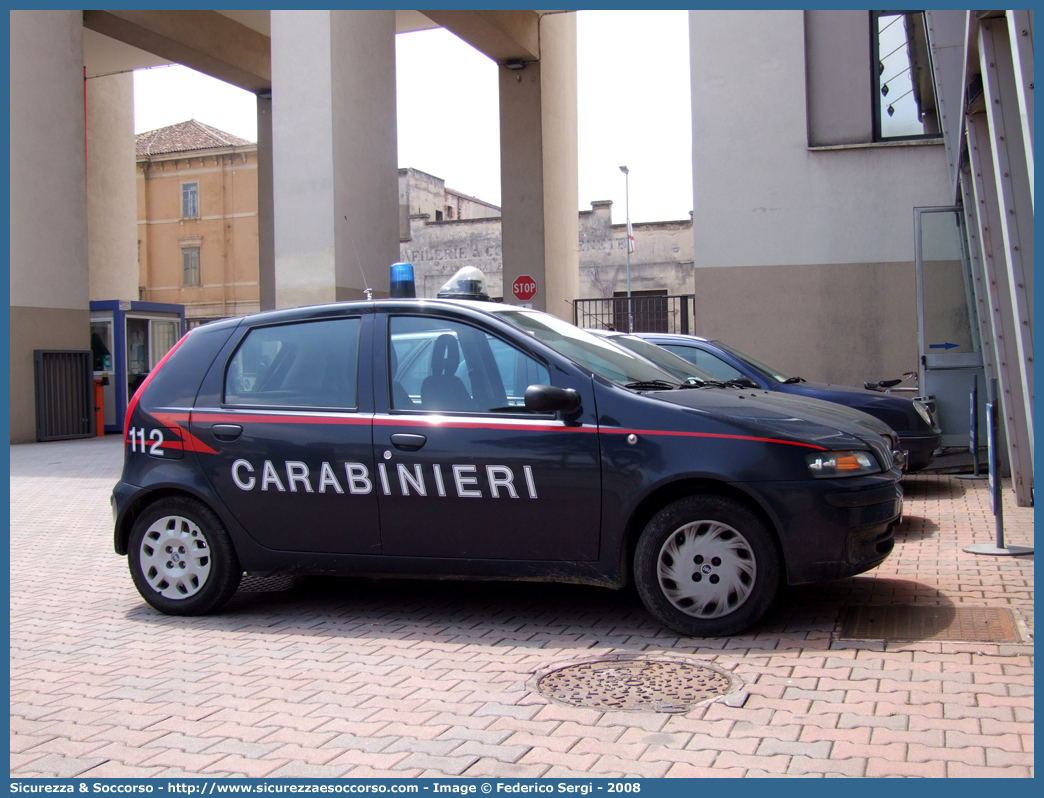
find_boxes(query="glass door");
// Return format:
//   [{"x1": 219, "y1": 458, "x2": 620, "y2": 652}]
[
  {"x1": 90, "y1": 317, "x2": 116, "y2": 427},
  {"x1": 125, "y1": 316, "x2": 183, "y2": 402},
  {"x1": 915, "y1": 206, "x2": 985, "y2": 446},
  {"x1": 150, "y1": 319, "x2": 180, "y2": 367}
]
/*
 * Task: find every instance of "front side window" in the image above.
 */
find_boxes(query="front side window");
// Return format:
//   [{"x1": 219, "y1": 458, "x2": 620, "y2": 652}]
[
  {"x1": 182, "y1": 247, "x2": 200, "y2": 286},
  {"x1": 873, "y1": 11, "x2": 941, "y2": 140},
  {"x1": 389, "y1": 316, "x2": 549, "y2": 413},
  {"x1": 182, "y1": 182, "x2": 199, "y2": 218},
  {"x1": 225, "y1": 318, "x2": 361, "y2": 409}
]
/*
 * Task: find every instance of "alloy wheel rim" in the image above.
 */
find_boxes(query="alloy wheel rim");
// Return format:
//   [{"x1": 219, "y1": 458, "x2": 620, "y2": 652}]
[
  {"x1": 138, "y1": 515, "x2": 211, "y2": 600},
  {"x1": 656, "y1": 520, "x2": 757, "y2": 619}
]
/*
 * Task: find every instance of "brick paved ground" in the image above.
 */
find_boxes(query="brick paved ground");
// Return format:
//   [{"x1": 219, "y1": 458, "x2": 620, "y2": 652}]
[{"x1": 10, "y1": 436, "x2": 1033, "y2": 778}]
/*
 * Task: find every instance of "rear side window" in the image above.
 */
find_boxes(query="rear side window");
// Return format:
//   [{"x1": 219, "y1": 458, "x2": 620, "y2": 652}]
[
  {"x1": 225, "y1": 318, "x2": 361, "y2": 409},
  {"x1": 139, "y1": 323, "x2": 237, "y2": 411}
]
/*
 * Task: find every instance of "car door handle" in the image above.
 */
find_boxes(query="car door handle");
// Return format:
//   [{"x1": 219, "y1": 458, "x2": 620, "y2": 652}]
[
  {"x1": 390, "y1": 433, "x2": 427, "y2": 451},
  {"x1": 211, "y1": 424, "x2": 243, "y2": 441}
]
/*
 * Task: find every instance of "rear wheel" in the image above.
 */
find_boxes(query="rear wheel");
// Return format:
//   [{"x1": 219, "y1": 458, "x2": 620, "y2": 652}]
[
  {"x1": 127, "y1": 496, "x2": 241, "y2": 616},
  {"x1": 634, "y1": 495, "x2": 781, "y2": 636}
]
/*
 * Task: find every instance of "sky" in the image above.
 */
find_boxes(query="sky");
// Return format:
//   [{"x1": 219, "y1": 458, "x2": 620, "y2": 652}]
[{"x1": 133, "y1": 10, "x2": 692, "y2": 224}]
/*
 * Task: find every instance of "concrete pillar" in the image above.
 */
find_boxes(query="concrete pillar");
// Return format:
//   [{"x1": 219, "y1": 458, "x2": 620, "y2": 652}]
[
  {"x1": 270, "y1": 10, "x2": 399, "y2": 307},
  {"x1": 10, "y1": 11, "x2": 90, "y2": 443},
  {"x1": 256, "y1": 91, "x2": 275, "y2": 311},
  {"x1": 499, "y1": 12, "x2": 578, "y2": 319},
  {"x1": 87, "y1": 72, "x2": 138, "y2": 302}
]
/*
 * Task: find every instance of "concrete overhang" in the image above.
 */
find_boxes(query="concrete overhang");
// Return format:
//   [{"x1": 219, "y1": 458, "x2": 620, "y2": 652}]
[
  {"x1": 82, "y1": 10, "x2": 443, "y2": 88},
  {"x1": 83, "y1": 10, "x2": 272, "y2": 92},
  {"x1": 81, "y1": 10, "x2": 561, "y2": 93},
  {"x1": 418, "y1": 10, "x2": 567, "y2": 64}
]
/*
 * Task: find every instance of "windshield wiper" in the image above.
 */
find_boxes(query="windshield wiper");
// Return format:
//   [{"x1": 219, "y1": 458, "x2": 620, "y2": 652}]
[
  {"x1": 724, "y1": 379, "x2": 760, "y2": 388},
  {"x1": 782, "y1": 376, "x2": 805, "y2": 384},
  {"x1": 624, "y1": 379, "x2": 678, "y2": 391}
]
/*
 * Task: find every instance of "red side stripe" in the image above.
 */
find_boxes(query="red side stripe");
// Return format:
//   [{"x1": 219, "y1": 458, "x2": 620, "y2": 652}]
[
  {"x1": 150, "y1": 411, "x2": 218, "y2": 456},
  {"x1": 600, "y1": 427, "x2": 828, "y2": 451},
  {"x1": 372, "y1": 416, "x2": 583, "y2": 434},
  {"x1": 191, "y1": 412, "x2": 373, "y2": 426},
  {"x1": 191, "y1": 411, "x2": 824, "y2": 451}
]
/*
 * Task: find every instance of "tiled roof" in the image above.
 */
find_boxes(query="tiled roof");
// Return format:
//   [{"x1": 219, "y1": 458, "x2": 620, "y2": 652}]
[{"x1": 136, "y1": 119, "x2": 253, "y2": 158}]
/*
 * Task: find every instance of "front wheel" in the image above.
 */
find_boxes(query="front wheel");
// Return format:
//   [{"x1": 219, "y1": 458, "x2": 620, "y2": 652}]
[
  {"x1": 127, "y1": 496, "x2": 241, "y2": 616},
  {"x1": 634, "y1": 495, "x2": 781, "y2": 636}
]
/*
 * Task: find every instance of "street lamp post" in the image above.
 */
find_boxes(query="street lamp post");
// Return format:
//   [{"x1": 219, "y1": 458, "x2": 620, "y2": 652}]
[{"x1": 619, "y1": 165, "x2": 632, "y2": 332}]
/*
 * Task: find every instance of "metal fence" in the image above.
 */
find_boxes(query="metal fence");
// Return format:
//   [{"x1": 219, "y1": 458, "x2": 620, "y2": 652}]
[
  {"x1": 34, "y1": 350, "x2": 94, "y2": 441},
  {"x1": 573, "y1": 295, "x2": 695, "y2": 334}
]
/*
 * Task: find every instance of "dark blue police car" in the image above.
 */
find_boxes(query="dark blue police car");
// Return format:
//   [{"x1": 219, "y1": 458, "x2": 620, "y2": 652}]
[
  {"x1": 113, "y1": 300, "x2": 902, "y2": 636},
  {"x1": 638, "y1": 333, "x2": 942, "y2": 471}
]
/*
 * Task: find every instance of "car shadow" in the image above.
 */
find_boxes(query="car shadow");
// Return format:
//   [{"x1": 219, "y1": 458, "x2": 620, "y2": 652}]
[
  {"x1": 122, "y1": 572, "x2": 951, "y2": 651},
  {"x1": 892, "y1": 514, "x2": 940, "y2": 540},
  {"x1": 901, "y1": 476, "x2": 967, "y2": 500}
]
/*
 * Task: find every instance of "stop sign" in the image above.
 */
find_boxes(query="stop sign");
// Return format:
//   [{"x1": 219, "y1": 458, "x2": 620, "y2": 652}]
[{"x1": 512, "y1": 274, "x2": 538, "y2": 302}]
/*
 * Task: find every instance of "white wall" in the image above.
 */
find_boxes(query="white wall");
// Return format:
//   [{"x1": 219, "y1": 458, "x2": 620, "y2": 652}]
[{"x1": 689, "y1": 9, "x2": 952, "y2": 270}]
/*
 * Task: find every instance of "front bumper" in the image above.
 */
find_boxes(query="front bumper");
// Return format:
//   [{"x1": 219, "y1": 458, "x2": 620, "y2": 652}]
[
  {"x1": 899, "y1": 431, "x2": 942, "y2": 471},
  {"x1": 747, "y1": 470, "x2": 903, "y2": 585}
]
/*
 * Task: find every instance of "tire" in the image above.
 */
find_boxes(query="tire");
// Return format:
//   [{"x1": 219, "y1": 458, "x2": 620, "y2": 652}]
[
  {"x1": 127, "y1": 496, "x2": 242, "y2": 616},
  {"x1": 634, "y1": 495, "x2": 781, "y2": 637}
]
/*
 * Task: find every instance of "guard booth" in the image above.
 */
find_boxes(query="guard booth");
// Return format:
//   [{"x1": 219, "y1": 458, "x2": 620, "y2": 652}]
[{"x1": 89, "y1": 300, "x2": 185, "y2": 432}]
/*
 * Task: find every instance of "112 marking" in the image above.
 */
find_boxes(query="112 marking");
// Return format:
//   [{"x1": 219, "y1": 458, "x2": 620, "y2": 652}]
[{"x1": 128, "y1": 427, "x2": 164, "y2": 456}]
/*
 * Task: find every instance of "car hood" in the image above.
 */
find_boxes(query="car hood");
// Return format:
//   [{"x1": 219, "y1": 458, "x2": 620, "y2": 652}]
[
  {"x1": 648, "y1": 387, "x2": 889, "y2": 452},
  {"x1": 746, "y1": 390, "x2": 897, "y2": 439},
  {"x1": 775, "y1": 381, "x2": 923, "y2": 432}
]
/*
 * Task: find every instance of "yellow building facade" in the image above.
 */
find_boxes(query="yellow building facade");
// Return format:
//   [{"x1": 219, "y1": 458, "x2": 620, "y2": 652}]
[{"x1": 136, "y1": 120, "x2": 260, "y2": 325}]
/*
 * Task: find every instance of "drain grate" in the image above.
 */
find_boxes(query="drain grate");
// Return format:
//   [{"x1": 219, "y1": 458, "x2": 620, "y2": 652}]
[
  {"x1": 537, "y1": 659, "x2": 734, "y2": 713},
  {"x1": 840, "y1": 605, "x2": 1019, "y2": 642},
  {"x1": 238, "y1": 573, "x2": 302, "y2": 593}
]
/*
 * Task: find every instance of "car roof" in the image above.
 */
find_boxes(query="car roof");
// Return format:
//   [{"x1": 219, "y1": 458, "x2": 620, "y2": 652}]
[
  {"x1": 192, "y1": 297, "x2": 517, "y2": 332},
  {"x1": 634, "y1": 332, "x2": 713, "y2": 344}
]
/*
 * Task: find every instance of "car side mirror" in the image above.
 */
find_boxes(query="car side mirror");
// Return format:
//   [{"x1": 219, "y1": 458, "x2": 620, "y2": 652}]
[{"x1": 524, "y1": 384, "x2": 581, "y2": 415}]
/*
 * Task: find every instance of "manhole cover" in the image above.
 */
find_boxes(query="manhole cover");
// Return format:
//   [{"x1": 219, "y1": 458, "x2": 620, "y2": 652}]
[
  {"x1": 840, "y1": 605, "x2": 1019, "y2": 642},
  {"x1": 537, "y1": 659, "x2": 734, "y2": 713}
]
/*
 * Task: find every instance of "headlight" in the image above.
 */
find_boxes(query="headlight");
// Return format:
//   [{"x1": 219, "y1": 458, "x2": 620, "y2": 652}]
[
  {"x1": 913, "y1": 400, "x2": 933, "y2": 428},
  {"x1": 806, "y1": 450, "x2": 881, "y2": 478}
]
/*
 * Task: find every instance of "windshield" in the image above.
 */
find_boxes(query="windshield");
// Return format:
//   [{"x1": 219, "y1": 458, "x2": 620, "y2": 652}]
[
  {"x1": 604, "y1": 334, "x2": 719, "y2": 383},
  {"x1": 492, "y1": 309, "x2": 682, "y2": 388},
  {"x1": 714, "y1": 341, "x2": 790, "y2": 383}
]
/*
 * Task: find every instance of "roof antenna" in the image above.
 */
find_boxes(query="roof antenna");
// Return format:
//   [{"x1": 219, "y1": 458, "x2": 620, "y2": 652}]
[{"x1": 343, "y1": 215, "x2": 373, "y2": 300}]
